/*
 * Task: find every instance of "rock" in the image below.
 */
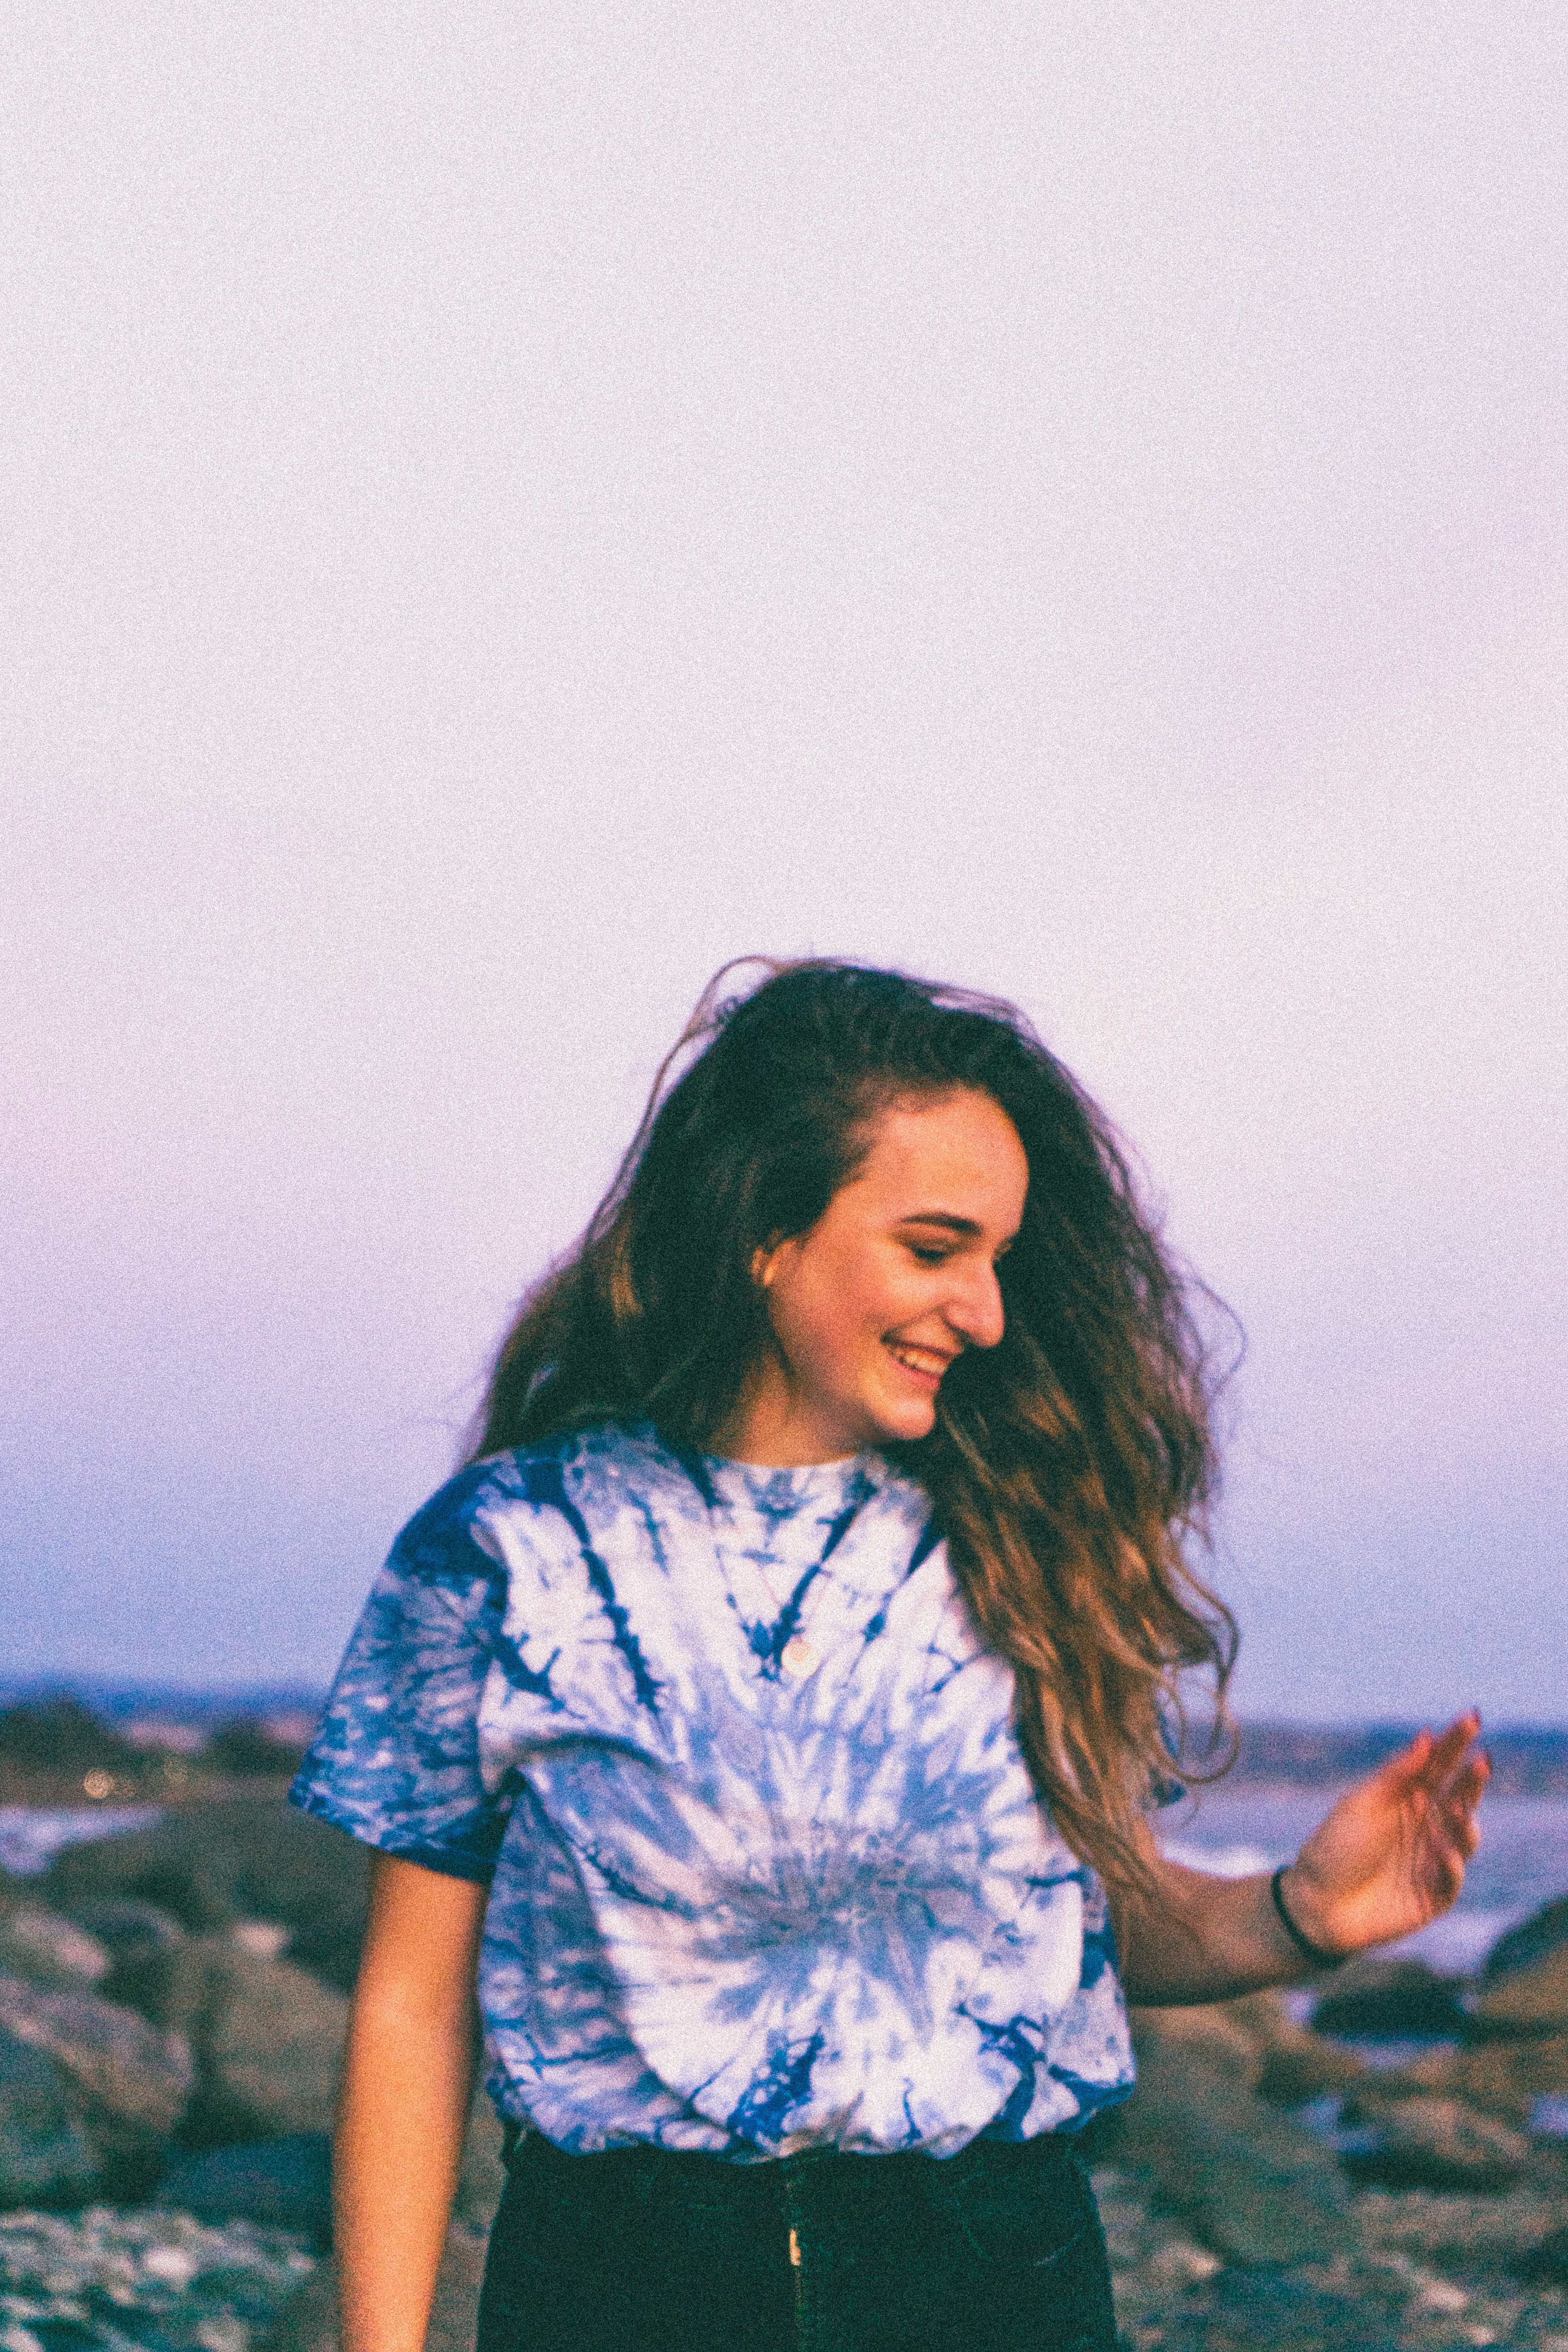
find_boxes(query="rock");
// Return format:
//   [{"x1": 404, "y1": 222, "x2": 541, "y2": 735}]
[
  {"x1": 1466, "y1": 1945, "x2": 1568, "y2": 2039},
  {"x1": 0, "y1": 1905, "x2": 111, "y2": 1987},
  {"x1": 47, "y1": 1819, "x2": 239, "y2": 1934},
  {"x1": 1455, "y1": 2032, "x2": 1568, "y2": 2123},
  {"x1": 422, "y1": 2231, "x2": 492, "y2": 2352},
  {"x1": 0, "y1": 1695, "x2": 144, "y2": 1777},
  {"x1": 150, "y1": 2100, "x2": 503, "y2": 2257},
  {"x1": 0, "y1": 1967, "x2": 194, "y2": 2192},
  {"x1": 0, "y1": 1971, "x2": 194, "y2": 2138},
  {"x1": 1127, "y1": 1988, "x2": 1368, "y2": 2108},
  {"x1": 157, "y1": 2133, "x2": 334, "y2": 2247},
  {"x1": 108, "y1": 1934, "x2": 347, "y2": 2145},
  {"x1": 454, "y1": 2097, "x2": 507, "y2": 2236},
  {"x1": 0, "y1": 2202, "x2": 320, "y2": 2349},
  {"x1": 64, "y1": 1896, "x2": 190, "y2": 1964},
  {"x1": 1308, "y1": 1957, "x2": 1469, "y2": 2039},
  {"x1": 187, "y1": 1947, "x2": 343, "y2": 2144},
  {"x1": 1127, "y1": 1995, "x2": 1263, "y2": 2079},
  {"x1": 233, "y1": 1919, "x2": 294, "y2": 1959},
  {"x1": 1519, "y1": 2223, "x2": 1568, "y2": 2285},
  {"x1": 260, "y1": 2250, "x2": 340, "y2": 2352},
  {"x1": 1530, "y1": 2090, "x2": 1568, "y2": 2140},
  {"x1": 1152, "y1": 2267, "x2": 1401, "y2": 2351},
  {"x1": 1486, "y1": 1894, "x2": 1568, "y2": 1982},
  {"x1": 1232, "y1": 1987, "x2": 1370, "y2": 2104},
  {"x1": 0, "y1": 2020, "x2": 102, "y2": 2205},
  {"x1": 1110, "y1": 2018, "x2": 1353, "y2": 2267},
  {"x1": 1337, "y1": 2092, "x2": 1532, "y2": 2190},
  {"x1": 263, "y1": 2228, "x2": 486, "y2": 2352},
  {"x1": 1253, "y1": 2034, "x2": 1368, "y2": 2107},
  {"x1": 44, "y1": 1800, "x2": 371, "y2": 1992},
  {"x1": 1350, "y1": 2041, "x2": 1459, "y2": 2100},
  {"x1": 205, "y1": 1716, "x2": 312, "y2": 1779}
]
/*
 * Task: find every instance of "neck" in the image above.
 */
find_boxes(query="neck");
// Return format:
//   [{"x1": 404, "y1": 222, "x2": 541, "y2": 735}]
[{"x1": 709, "y1": 1361, "x2": 865, "y2": 1467}]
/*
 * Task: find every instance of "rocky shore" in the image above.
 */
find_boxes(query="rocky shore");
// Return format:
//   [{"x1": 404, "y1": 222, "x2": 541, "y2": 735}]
[{"x1": 2, "y1": 1796, "x2": 1566, "y2": 2350}]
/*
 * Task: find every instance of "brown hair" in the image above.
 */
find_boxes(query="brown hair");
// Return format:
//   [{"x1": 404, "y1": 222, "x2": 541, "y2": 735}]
[{"x1": 470, "y1": 958, "x2": 1238, "y2": 1888}]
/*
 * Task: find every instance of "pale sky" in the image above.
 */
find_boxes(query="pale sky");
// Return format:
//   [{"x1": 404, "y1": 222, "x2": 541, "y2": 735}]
[{"x1": 4, "y1": 2, "x2": 1566, "y2": 1719}]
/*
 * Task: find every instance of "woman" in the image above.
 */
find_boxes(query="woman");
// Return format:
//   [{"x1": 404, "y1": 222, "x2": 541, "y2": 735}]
[{"x1": 292, "y1": 959, "x2": 1487, "y2": 2352}]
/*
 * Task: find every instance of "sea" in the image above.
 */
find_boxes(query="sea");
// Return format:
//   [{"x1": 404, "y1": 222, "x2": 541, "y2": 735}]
[{"x1": 4, "y1": 1785, "x2": 1566, "y2": 1978}]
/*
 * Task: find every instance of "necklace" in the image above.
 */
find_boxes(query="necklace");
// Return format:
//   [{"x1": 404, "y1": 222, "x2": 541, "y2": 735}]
[
  {"x1": 780, "y1": 1633, "x2": 818, "y2": 1679},
  {"x1": 742, "y1": 1533, "x2": 827, "y2": 1678},
  {"x1": 699, "y1": 1459, "x2": 872, "y2": 1681}
]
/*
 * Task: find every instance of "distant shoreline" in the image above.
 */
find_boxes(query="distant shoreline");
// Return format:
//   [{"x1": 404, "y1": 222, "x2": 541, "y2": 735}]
[
  {"x1": 1225, "y1": 1722, "x2": 1568, "y2": 1797},
  {"x1": 0, "y1": 1677, "x2": 330, "y2": 1719},
  {"x1": 5, "y1": 1681, "x2": 1566, "y2": 1797}
]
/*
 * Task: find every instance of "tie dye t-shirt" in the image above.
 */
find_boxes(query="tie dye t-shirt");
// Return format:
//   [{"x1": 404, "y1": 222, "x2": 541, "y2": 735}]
[{"x1": 290, "y1": 1421, "x2": 1135, "y2": 2160}]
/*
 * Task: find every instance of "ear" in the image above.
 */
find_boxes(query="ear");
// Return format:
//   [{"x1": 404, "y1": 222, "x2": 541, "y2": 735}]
[{"x1": 751, "y1": 1243, "x2": 777, "y2": 1289}]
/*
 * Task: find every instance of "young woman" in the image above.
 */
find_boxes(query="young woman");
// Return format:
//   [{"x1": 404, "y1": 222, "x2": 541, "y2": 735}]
[{"x1": 292, "y1": 959, "x2": 1487, "y2": 2352}]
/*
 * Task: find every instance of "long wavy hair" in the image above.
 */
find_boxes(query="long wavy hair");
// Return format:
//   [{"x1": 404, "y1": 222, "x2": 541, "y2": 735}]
[{"x1": 470, "y1": 958, "x2": 1238, "y2": 1888}]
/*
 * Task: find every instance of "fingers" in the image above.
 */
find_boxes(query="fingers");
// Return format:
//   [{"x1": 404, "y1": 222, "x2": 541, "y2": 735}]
[
  {"x1": 1427, "y1": 1711, "x2": 1482, "y2": 1774},
  {"x1": 1377, "y1": 1725, "x2": 1435, "y2": 1791},
  {"x1": 1412, "y1": 1735, "x2": 1488, "y2": 1913},
  {"x1": 1392, "y1": 1712, "x2": 1482, "y2": 1798},
  {"x1": 1430, "y1": 1810, "x2": 1474, "y2": 1897},
  {"x1": 1440, "y1": 1751, "x2": 1488, "y2": 1857},
  {"x1": 1437, "y1": 1732, "x2": 1489, "y2": 1826},
  {"x1": 1438, "y1": 1789, "x2": 1481, "y2": 1860}
]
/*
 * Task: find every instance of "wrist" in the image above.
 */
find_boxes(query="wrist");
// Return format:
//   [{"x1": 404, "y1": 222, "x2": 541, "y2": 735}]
[{"x1": 1270, "y1": 1864, "x2": 1349, "y2": 1971}]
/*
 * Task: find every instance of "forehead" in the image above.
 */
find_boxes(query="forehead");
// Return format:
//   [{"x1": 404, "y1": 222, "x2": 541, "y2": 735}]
[{"x1": 849, "y1": 1089, "x2": 1029, "y2": 1216}]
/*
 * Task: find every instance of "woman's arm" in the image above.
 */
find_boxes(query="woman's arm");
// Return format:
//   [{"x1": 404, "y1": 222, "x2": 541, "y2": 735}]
[
  {"x1": 1113, "y1": 1711, "x2": 1489, "y2": 2005},
  {"x1": 334, "y1": 1854, "x2": 491, "y2": 2352}
]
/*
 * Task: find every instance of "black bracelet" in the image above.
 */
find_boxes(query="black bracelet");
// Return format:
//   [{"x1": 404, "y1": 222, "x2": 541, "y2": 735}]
[{"x1": 1270, "y1": 1866, "x2": 1348, "y2": 1970}]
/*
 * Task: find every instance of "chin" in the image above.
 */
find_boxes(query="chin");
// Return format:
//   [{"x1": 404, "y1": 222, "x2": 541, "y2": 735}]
[{"x1": 869, "y1": 1397, "x2": 939, "y2": 1445}]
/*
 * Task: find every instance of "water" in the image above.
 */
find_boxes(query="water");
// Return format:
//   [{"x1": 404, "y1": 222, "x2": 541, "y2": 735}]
[
  {"x1": 1159, "y1": 1787, "x2": 1568, "y2": 1974},
  {"x1": 0, "y1": 1804, "x2": 162, "y2": 1877}
]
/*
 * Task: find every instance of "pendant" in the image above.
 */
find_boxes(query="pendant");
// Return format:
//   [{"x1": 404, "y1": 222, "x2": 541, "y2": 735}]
[{"x1": 780, "y1": 1635, "x2": 818, "y2": 1679}]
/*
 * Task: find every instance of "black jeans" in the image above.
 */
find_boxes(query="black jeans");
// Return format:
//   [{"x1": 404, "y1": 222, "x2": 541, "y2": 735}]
[{"x1": 476, "y1": 2127, "x2": 1117, "y2": 2352}]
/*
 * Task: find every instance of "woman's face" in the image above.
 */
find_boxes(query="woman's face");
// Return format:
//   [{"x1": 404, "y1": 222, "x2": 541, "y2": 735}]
[{"x1": 723, "y1": 1086, "x2": 1029, "y2": 1465}]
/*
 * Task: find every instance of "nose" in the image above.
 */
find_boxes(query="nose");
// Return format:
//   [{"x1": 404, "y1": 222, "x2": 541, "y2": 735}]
[{"x1": 945, "y1": 1258, "x2": 1006, "y2": 1352}]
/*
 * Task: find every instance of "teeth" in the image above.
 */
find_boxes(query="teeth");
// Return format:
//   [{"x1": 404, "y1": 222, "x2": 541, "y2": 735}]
[{"x1": 890, "y1": 1346, "x2": 945, "y2": 1376}]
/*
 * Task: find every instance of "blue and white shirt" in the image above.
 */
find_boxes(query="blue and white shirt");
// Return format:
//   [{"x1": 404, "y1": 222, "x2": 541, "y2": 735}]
[{"x1": 291, "y1": 1421, "x2": 1135, "y2": 2160}]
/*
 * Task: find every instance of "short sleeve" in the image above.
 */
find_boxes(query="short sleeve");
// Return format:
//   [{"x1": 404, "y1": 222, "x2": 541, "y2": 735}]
[{"x1": 290, "y1": 1465, "x2": 512, "y2": 1883}]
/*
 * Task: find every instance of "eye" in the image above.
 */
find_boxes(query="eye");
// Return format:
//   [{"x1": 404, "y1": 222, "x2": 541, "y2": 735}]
[{"x1": 907, "y1": 1244, "x2": 951, "y2": 1266}]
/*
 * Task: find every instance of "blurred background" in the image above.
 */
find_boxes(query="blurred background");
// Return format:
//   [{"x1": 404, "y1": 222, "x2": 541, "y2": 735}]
[
  {"x1": 5, "y1": 1, "x2": 1564, "y2": 1726},
  {"x1": 5, "y1": 11, "x2": 1568, "y2": 2336}
]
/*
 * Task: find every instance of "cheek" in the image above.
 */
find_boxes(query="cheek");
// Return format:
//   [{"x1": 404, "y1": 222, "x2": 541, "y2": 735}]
[
  {"x1": 783, "y1": 1285, "x2": 862, "y2": 1376},
  {"x1": 828, "y1": 1268, "x2": 913, "y2": 1374},
  {"x1": 769, "y1": 1254, "x2": 888, "y2": 1381}
]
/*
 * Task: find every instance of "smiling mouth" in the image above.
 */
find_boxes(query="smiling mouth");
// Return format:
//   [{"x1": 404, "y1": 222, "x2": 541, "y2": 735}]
[{"x1": 885, "y1": 1342, "x2": 957, "y2": 1386}]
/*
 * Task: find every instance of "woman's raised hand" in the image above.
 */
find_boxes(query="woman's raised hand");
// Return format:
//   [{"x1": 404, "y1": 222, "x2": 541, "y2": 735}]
[{"x1": 1279, "y1": 1712, "x2": 1490, "y2": 1961}]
